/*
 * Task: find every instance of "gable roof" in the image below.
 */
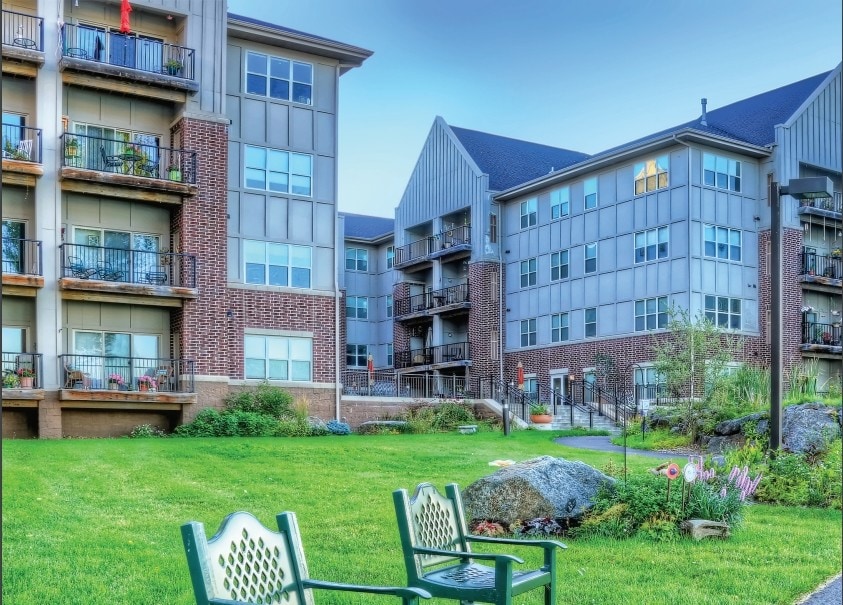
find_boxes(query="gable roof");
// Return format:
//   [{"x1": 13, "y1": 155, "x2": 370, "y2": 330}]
[
  {"x1": 340, "y1": 212, "x2": 395, "y2": 241},
  {"x1": 449, "y1": 126, "x2": 590, "y2": 192}
]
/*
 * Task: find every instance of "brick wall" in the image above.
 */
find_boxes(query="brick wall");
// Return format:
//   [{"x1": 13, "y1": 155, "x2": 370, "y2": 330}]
[
  {"x1": 392, "y1": 281, "x2": 411, "y2": 356},
  {"x1": 61, "y1": 409, "x2": 178, "y2": 438},
  {"x1": 1, "y1": 408, "x2": 38, "y2": 438},
  {"x1": 467, "y1": 261, "x2": 503, "y2": 383}
]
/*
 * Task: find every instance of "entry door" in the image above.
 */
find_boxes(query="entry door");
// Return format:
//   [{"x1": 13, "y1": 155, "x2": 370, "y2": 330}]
[{"x1": 550, "y1": 374, "x2": 566, "y2": 407}]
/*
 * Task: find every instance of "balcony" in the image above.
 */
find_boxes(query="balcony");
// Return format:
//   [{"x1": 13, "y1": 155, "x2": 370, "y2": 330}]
[
  {"x1": 800, "y1": 252, "x2": 843, "y2": 291},
  {"x1": 342, "y1": 369, "x2": 473, "y2": 399},
  {"x1": 2, "y1": 124, "x2": 43, "y2": 186},
  {"x1": 59, "y1": 243, "x2": 198, "y2": 307},
  {"x1": 1, "y1": 10, "x2": 44, "y2": 77},
  {"x1": 60, "y1": 133, "x2": 197, "y2": 202},
  {"x1": 1, "y1": 352, "x2": 44, "y2": 405},
  {"x1": 394, "y1": 224, "x2": 472, "y2": 271},
  {"x1": 394, "y1": 283, "x2": 470, "y2": 320},
  {"x1": 797, "y1": 192, "x2": 842, "y2": 220},
  {"x1": 395, "y1": 341, "x2": 471, "y2": 370},
  {"x1": 430, "y1": 224, "x2": 471, "y2": 261},
  {"x1": 801, "y1": 320, "x2": 842, "y2": 356},
  {"x1": 2, "y1": 238, "x2": 43, "y2": 295},
  {"x1": 60, "y1": 23, "x2": 199, "y2": 101},
  {"x1": 58, "y1": 354, "x2": 196, "y2": 406}
]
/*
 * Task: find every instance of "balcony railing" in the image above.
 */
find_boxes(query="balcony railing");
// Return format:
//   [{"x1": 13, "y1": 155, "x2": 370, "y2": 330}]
[
  {"x1": 342, "y1": 369, "x2": 473, "y2": 399},
  {"x1": 395, "y1": 341, "x2": 470, "y2": 369},
  {"x1": 800, "y1": 192, "x2": 842, "y2": 214},
  {"x1": 802, "y1": 321, "x2": 842, "y2": 346},
  {"x1": 59, "y1": 354, "x2": 195, "y2": 393},
  {"x1": 394, "y1": 224, "x2": 472, "y2": 267},
  {"x1": 61, "y1": 132, "x2": 196, "y2": 184},
  {"x1": 395, "y1": 283, "x2": 470, "y2": 317},
  {"x1": 801, "y1": 252, "x2": 843, "y2": 279},
  {"x1": 61, "y1": 22, "x2": 195, "y2": 80},
  {"x1": 2, "y1": 238, "x2": 42, "y2": 275},
  {"x1": 2, "y1": 352, "x2": 43, "y2": 388},
  {"x1": 2, "y1": 10, "x2": 44, "y2": 51},
  {"x1": 60, "y1": 243, "x2": 197, "y2": 288},
  {"x1": 2, "y1": 123, "x2": 42, "y2": 163}
]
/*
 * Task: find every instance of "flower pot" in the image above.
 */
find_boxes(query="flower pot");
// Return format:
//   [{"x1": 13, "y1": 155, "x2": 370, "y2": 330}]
[
  {"x1": 19, "y1": 376, "x2": 33, "y2": 389},
  {"x1": 139, "y1": 382, "x2": 149, "y2": 392},
  {"x1": 530, "y1": 414, "x2": 552, "y2": 424},
  {"x1": 167, "y1": 168, "x2": 181, "y2": 182},
  {"x1": 108, "y1": 382, "x2": 119, "y2": 390}
]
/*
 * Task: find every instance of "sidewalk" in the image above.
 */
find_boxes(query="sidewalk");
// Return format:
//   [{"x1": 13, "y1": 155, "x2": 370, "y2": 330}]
[{"x1": 794, "y1": 574, "x2": 842, "y2": 605}]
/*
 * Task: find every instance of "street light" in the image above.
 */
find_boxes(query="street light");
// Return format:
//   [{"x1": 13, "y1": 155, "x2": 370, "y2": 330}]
[{"x1": 769, "y1": 176, "x2": 833, "y2": 451}]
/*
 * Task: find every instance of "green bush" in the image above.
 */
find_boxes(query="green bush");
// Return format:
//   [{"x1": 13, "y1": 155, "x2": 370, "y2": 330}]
[
  {"x1": 685, "y1": 480, "x2": 745, "y2": 527},
  {"x1": 753, "y1": 441, "x2": 842, "y2": 509},
  {"x1": 224, "y1": 382, "x2": 293, "y2": 418},
  {"x1": 402, "y1": 401, "x2": 478, "y2": 434},
  {"x1": 128, "y1": 424, "x2": 167, "y2": 438},
  {"x1": 174, "y1": 408, "x2": 279, "y2": 437}
]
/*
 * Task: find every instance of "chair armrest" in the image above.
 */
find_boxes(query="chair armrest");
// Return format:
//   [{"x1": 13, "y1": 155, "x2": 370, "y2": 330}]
[
  {"x1": 303, "y1": 579, "x2": 431, "y2": 600},
  {"x1": 412, "y1": 546, "x2": 523, "y2": 564},
  {"x1": 209, "y1": 599, "x2": 251, "y2": 605},
  {"x1": 467, "y1": 535, "x2": 567, "y2": 550}
]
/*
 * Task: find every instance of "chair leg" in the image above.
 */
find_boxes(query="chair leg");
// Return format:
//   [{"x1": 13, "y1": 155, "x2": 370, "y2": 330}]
[{"x1": 545, "y1": 582, "x2": 555, "y2": 605}]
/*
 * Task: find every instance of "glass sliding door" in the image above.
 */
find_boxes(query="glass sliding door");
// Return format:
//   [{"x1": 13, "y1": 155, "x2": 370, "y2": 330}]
[{"x1": 2, "y1": 220, "x2": 25, "y2": 274}]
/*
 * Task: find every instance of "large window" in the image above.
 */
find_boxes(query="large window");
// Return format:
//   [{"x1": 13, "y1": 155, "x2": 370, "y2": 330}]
[
  {"x1": 245, "y1": 51, "x2": 313, "y2": 104},
  {"x1": 346, "y1": 344, "x2": 368, "y2": 368},
  {"x1": 550, "y1": 250, "x2": 569, "y2": 281},
  {"x1": 551, "y1": 312, "x2": 569, "y2": 342},
  {"x1": 584, "y1": 242, "x2": 597, "y2": 274},
  {"x1": 634, "y1": 226, "x2": 669, "y2": 263},
  {"x1": 72, "y1": 227, "x2": 160, "y2": 283},
  {"x1": 244, "y1": 240, "x2": 312, "y2": 288},
  {"x1": 73, "y1": 330, "x2": 159, "y2": 386},
  {"x1": 635, "y1": 296, "x2": 668, "y2": 331},
  {"x1": 2, "y1": 112, "x2": 25, "y2": 153},
  {"x1": 634, "y1": 155, "x2": 669, "y2": 194},
  {"x1": 346, "y1": 296, "x2": 368, "y2": 319},
  {"x1": 520, "y1": 318, "x2": 537, "y2": 347},
  {"x1": 73, "y1": 122, "x2": 160, "y2": 172},
  {"x1": 705, "y1": 295, "x2": 741, "y2": 329},
  {"x1": 703, "y1": 153, "x2": 741, "y2": 192},
  {"x1": 2, "y1": 220, "x2": 25, "y2": 274},
  {"x1": 244, "y1": 145, "x2": 312, "y2": 196},
  {"x1": 245, "y1": 334, "x2": 312, "y2": 381},
  {"x1": 345, "y1": 248, "x2": 368, "y2": 272},
  {"x1": 584, "y1": 177, "x2": 598, "y2": 209},
  {"x1": 584, "y1": 307, "x2": 597, "y2": 337},
  {"x1": 520, "y1": 198, "x2": 537, "y2": 229},
  {"x1": 386, "y1": 294, "x2": 393, "y2": 318},
  {"x1": 386, "y1": 246, "x2": 394, "y2": 269},
  {"x1": 550, "y1": 186, "x2": 570, "y2": 220},
  {"x1": 520, "y1": 258, "x2": 537, "y2": 287},
  {"x1": 704, "y1": 225, "x2": 741, "y2": 261}
]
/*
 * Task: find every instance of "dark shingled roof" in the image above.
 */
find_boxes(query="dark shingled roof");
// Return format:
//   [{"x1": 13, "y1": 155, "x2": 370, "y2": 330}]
[
  {"x1": 449, "y1": 126, "x2": 591, "y2": 192},
  {"x1": 340, "y1": 212, "x2": 395, "y2": 240}
]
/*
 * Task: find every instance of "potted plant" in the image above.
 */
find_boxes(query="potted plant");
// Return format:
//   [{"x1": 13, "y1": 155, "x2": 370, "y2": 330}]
[
  {"x1": 529, "y1": 403, "x2": 552, "y2": 424},
  {"x1": 165, "y1": 58, "x2": 183, "y2": 76},
  {"x1": 107, "y1": 373, "x2": 124, "y2": 391},
  {"x1": 821, "y1": 331, "x2": 832, "y2": 345},
  {"x1": 16, "y1": 367, "x2": 35, "y2": 389},
  {"x1": 64, "y1": 136, "x2": 79, "y2": 158},
  {"x1": 831, "y1": 248, "x2": 842, "y2": 259},
  {"x1": 137, "y1": 375, "x2": 155, "y2": 392},
  {"x1": 3, "y1": 372, "x2": 19, "y2": 388},
  {"x1": 166, "y1": 164, "x2": 182, "y2": 182}
]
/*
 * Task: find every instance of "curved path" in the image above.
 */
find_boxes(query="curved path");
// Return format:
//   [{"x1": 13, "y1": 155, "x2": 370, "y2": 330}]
[{"x1": 555, "y1": 435, "x2": 697, "y2": 460}]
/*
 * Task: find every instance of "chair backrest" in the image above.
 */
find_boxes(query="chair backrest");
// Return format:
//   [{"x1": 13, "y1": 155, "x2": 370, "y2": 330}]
[
  {"x1": 17, "y1": 139, "x2": 32, "y2": 159},
  {"x1": 100, "y1": 146, "x2": 107, "y2": 161},
  {"x1": 67, "y1": 255, "x2": 83, "y2": 268},
  {"x1": 393, "y1": 483, "x2": 470, "y2": 580},
  {"x1": 182, "y1": 511, "x2": 310, "y2": 605}
]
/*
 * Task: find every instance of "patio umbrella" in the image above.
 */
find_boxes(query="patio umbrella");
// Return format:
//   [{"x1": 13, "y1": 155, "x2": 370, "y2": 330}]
[
  {"x1": 367, "y1": 354, "x2": 374, "y2": 385},
  {"x1": 517, "y1": 361, "x2": 524, "y2": 390},
  {"x1": 120, "y1": 0, "x2": 132, "y2": 33}
]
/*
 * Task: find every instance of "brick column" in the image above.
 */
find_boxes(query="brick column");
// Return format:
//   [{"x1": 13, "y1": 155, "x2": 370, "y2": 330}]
[{"x1": 467, "y1": 261, "x2": 503, "y2": 386}]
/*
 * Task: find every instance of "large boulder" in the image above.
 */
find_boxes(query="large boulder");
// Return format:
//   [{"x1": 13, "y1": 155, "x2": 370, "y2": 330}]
[
  {"x1": 782, "y1": 403, "x2": 842, "y2": 455},
  {"x1": 462, "y1": 456, "x2": 615, "y2": 525},
  {"x1": 714, "y1": 412, "x2": 767, "y2": 436}
]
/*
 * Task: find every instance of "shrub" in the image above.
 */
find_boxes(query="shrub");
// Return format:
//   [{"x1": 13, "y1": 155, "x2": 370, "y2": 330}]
[
  {"x1": 128, "y1": 424, "x2": 166, "y2": 438},
  {"x1": 470, "y1": 520, "x2": 508, "y2": 537},
  {"x1": 754, "y1": 442, "x2": 841, "y2": 509},
  {"x1": 403, "y1": 400, "x2": 478, "y2": 433},
  {"x1": 685, "y1": 480, "x2": 745, "y2": 527},
  {"x1": 514, "y1": 516, "x2": 565, "y2": 538},
  {"x1": 569, "y1": 503, "x2": 632, "y2": 539},
  {"x1": 326, "y1": 420, "x2": 351, "y2": 435},
  {"x1": 174, "y1": 408, "x2": 279, "y2": 437},
  {"x1": 224, "y1": 382, "x2": 293, "y2": 418}
]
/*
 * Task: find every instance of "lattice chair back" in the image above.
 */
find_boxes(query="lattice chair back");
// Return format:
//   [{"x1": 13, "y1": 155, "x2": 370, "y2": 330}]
[{"x1": 182, "y1": 511, "x2": 311, "y2": 605}]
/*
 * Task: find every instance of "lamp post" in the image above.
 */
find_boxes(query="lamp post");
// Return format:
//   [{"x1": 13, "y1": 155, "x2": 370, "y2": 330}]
[{"x1": 769, "y1": 176, "x2": 833, "y2": 452}]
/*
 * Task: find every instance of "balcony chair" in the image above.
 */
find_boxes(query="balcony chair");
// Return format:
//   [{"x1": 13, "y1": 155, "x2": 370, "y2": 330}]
[
  {"x1": 137, "y1": 159, "x2": 159, "y2": 178},
  {"x1": 95, "y1": 260, "x2": 124, "y2": 281},
  {"x1": 66, "y1": 255, "x2": 97, "y2": 279},
  {"x1": 63, "y1": 362, "x2": 89, "y2": 389},
  {"x1": 393, "y1": 482, "x2": 565, "y2": 605},
  {"x1": 3, "y1": 139, "x2": 33, "y2": 161},
  {"x1": 145, "y1": 266, "x2": 168, "y2": 285},
  {"x1": 154, "y1": 365, "x2": 175, "y2": 392},
  {"x1": 100, "y1": 146, "x2": 123, "y2": 171},
  {"x1": 181, "y1": 511, "x2": 430, "y2": 605}
]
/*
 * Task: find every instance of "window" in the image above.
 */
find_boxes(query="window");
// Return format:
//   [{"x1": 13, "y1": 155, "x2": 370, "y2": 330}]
[
  {"x1": 244, "y1": 145, "x2": 312, "y2": 196},
  {"x1": 550, "y1": 250, "x2": 569, "y2": 281},
  {"x1": 634, "y1": 226, "x2": 669, "y2": 263},
  {"x1": 244, "y1": 240, "x2": 312, "y2": 288},
  {"x1": 550, "y1": 186, "x2": 570, "y2": 219},
  {"x1": 703, "y1": 153, "x2": 741, "y2": 192},
  {"x1": 634, "y1": 155, "x2": 669, "y2": 194},
  {"x1": 489, "y1": 212, "x2": 497, "y2": 243},
  {"x1": 520, "y1": 318, "x2": 537, "y2": 347},
  {"x1": 386, "y1": 343, "x2": 393, "y2": 367},
  {"x1": 2, "y1": 112, "x2": 25, "y2": 152},
  {"x1": 71, "y1": 227, "x2": 160, "y2": 282},
  {"x1": 524, "y1": 377, "x2": 538, "y2": 397},
  {"x1": 245, "y1": 51, "x2": 313, "y2": 104},
  {"x1": 345, "y1": 248, "x2": 368, "y2": 272},
  {"x1": 520, "y1": 258, "x2": 537, "y2": 287},
  {"x1": 584, "y1": 242, "x2": 597, "y2": 274},
  {"x1": 704, "y1": 225, "x2": 741, "y2": 261},
  {"x1": 704, "y1": 295, "x2": 741, "y2": 329},
  {"x1": 2, "y1": 220, "x2": 25, "y2": 274},
  {"x1": 346, "y1": 296, "x2": 368, "y2": 320},
  {"x1": 246, "y1": 334, "x2": 312, "y2": 381},
  {"x1": 386, "y1": 246, "x2": 394, "y2": 269},
  {"x1": 386, "y1": 295, "x2": 393, "y2": 318},
  {"x1": 584, "y1": 177, "x2": 598, "y2": 209},
  {"x1": 551, "y1": 313, "x2": 569, "y2": 342},
  {"x1": 346, "y1": 344, "x2": 368, "y2": 368},
  {"x1": 73, "y1": 330, "x2": 159, "y2": 385},
  {"x1": 520, "y1": 198, "x2": 537, "y2": 229},
  {"x1": 635, "y1": 296, "x2": 668, "y2": 331},
  {"x1": 584, "y1": 307, "x2": 597, "y2": 337},
  {"x1": 73, "y1": 122, "x2": 160, "y2": 171}
]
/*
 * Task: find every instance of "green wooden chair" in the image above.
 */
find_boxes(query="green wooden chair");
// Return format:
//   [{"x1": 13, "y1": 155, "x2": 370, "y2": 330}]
[
  {"x1": 393, "y1": 483, "x2": 565, "y2": 605},
  {"x1": 182, "y1": 511, "x2": 430, "y2": 605}
]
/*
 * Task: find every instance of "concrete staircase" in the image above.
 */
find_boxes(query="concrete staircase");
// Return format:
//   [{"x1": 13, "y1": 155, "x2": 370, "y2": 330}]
[{"x1": 534, "y1": 405, "x2": 623, "y2": 434}]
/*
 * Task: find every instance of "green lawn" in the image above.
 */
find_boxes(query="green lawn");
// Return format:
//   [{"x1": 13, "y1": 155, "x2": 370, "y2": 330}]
[{"x1": 3, "y1": 431, "x2": 841, "y2": 604}]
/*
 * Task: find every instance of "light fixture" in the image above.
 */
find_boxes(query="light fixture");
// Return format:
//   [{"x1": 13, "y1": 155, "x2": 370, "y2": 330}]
[{"x1": 447, "y1": 331, "x2": 453, "y2": 337}]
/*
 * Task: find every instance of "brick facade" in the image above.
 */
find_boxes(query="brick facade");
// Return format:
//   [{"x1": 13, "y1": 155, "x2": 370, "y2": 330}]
[
  {"x1": 392, "y1": 281, "x2": 411, "y2": 356},
  {"x1": 467, "y1": 261, "x2": 503, "y2": 383}
]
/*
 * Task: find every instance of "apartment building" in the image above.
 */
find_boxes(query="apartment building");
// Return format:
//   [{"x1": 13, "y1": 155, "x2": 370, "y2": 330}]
[{"x1": 1, "y1": 0, "x2": 370, "y2": 438}]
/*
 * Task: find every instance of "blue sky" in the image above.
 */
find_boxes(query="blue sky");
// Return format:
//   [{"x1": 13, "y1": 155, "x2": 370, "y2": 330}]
[{"x1": 228, "y1": 0, "x2": 842, "y2": 218}]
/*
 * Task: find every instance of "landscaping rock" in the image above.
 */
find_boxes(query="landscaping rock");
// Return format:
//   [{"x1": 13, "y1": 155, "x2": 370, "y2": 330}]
[
  {"x1": 704, "y1": 435, "x2": 745, "y2": 454},
  {"x1": 647, "y1": 409, "x2": 682, "y2": 429},
  {"x1": 714, "y1": 412, "x2": 767, "y2": 436},
  {"x1": 782, "y1": 403, "x2": 842, "y2": 455},
  {"x1": 461, "y1": 455, "x2": 615, "y2": 524}
]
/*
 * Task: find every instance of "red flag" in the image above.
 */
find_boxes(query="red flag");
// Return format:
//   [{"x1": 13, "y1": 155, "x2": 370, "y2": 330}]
[
  {"x1": 516, "y1": 361, "x2": 524, "y2": 390},
  {"x1": 120, "y1": 0, "x2": 132, "y2": 34}
]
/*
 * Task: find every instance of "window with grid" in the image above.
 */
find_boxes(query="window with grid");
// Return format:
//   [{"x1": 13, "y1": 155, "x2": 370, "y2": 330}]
[
  {"x1": 584, "y1": 242, "x2": 597, "y2": 273},
  {"x1": 635, "y1": 296, "x2": 668, "y2": 331},
  {"x1": 489, "y1": 212, "x2": 498, "y2": 243},
  {"x1": 550, "y1": 186, "x2": 570, "y2": 220},
  {"x1": 520, "y1": 318, "x2": 537, "y2": 347},
  {"x1": 520, "y1": 198, "x2": 537, "y2": 229},
  {"x1": 386, "y1": 294, "x2": 393, "y2": 318},
  {"x1": 520, "y1": 257, "x2": 537, "y2": 287},
  {"x1": 634, "y1": 155, "x2": 669, "y2": 195},
  {"x1": 584, "y1": 307, "x2": 597, "y2": 337},
  {"x1": 244, "y1": 240, "x2": 312, "y2": 288},
  {"x1": 584, "y1": 177, "x2": 598, "y2": 209},
  {"x1": 703, "y1": 224, "x2": 741, "y2": 261},
  {"x1": 346, "y1": 296, "x2": 368, "y2": 319},
  {"x1": 704, "y1": 295, "x2": 741, "y2": 329},
  {"x1": 245, "y1": 51, "x2": 313, "y2": 104},
  {"x1": 634, "y1": 226, "x2": 669, "y2": 263},
  {"x1": 703, "y1": 153, "x2": 741, "y2": 192},
  {"x1": 550, "y1": 250, "x2": 569, "y2": 281},
  {"x1": 386, "y1": 343, "x2": 393, "y2": 367},
  {"x1": 386, "y1": 246, "x2": 394, "y2": 269},
  {"x1": 346, "y1": 344, "x2": 368, "y2": 368},
  {"x1": 244, "y1": 145, "x2": 312, "y2": 196},
  {"x1": 245, "y1": 334, "x2": 312, "y2": 381},
  {"x1": 345, "y1": 247, "x2": 368, "y2": 271},
  {"x1": 551, "y1": 312, "x2": 569, "y2": 342}
]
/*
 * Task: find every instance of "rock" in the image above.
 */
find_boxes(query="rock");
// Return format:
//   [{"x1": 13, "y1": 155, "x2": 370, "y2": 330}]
[
  {"x1": 461, "y1": 455, "x2": 615, "y2": 525},
  {"x1": 714, "y1": 412, "x2": 767, "y2": 436},
  {"x1": 647, "y1": 409, "x2": 682, "y2": 429},
  {"x1": 782, "y1": 403, "x2": 842, "y2": 455},
  {"x1": 706, "y1": 435, "x2": 745, "y2": 454}
]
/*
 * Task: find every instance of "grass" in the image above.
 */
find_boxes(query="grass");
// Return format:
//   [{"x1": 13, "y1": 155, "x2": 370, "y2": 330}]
[
  {"x1": 610, "y1": 426, "x2": 694, "y2": 451},
  {"x1": 2, "y1": 431, "x2": 841, "y2": 604}
]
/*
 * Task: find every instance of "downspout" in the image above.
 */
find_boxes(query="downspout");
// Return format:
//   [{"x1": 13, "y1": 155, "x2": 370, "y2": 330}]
[
  {"x1": 497, "y1": 199, "x2": 504, "y2": 386},
  {"x1": 672, "y1": 133, "x2": 693, "y2": 397},
  {"x1": 334, "y1": 63, "x2": 342, "y2": 421}
]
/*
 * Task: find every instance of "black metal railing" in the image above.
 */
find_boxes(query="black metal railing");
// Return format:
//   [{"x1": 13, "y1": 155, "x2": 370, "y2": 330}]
[
  {"x1": 2, "y1": 9, "x2": 43, "y2": 51},
  {"x1": 481, "y1": 377, "x2": 535, "y2": 424},
  {"x1": 2, "y1": 238, "x2": 42, "y2": 275},
  {"x1": 801, "y1": 252, "x2": 843, "y2": 279},
  {"x1": 395, "y1": 283, "x2": 470, "y2": 317},
  {"x1": 59, "y1": 354, "x2": 194, "y2": 393},
  {"x1": 800, "y1": 192, "x2": 842, "y2": 214},
  {"x1": 438, "y1": 224, "x2": 471, "y2": 249},
  {"x1": 548, "y1": 386, "x2": 595, "y2": 428},
  {"x1": 60, "y1": 243, "x2": 197, "y2": 288},
  {"x1": 61, "y1": 132, "x2": 196, "y2": 184},
  {"x1": 61, "y1": 22, "x2": 196, "y2": 80},
  {"x1": 2, "y1": 123, "x2": 42, "y2": 163},
  {"x1": 342, "y1": 369, "x2": 475, "y2": 399},
  {"x1": 394, "y1": 224, "x2": 472, "y2": 267},
  {"x1": 394, "y1": 341, "x2": 470, "y2": 369},
  {"x1": 2, "y1": 352, "x2": 43, "y2": 389},
  {"x1": 568, "y1": 380, "x2": 637, "y2": 425},
  {"x1": 802, "y1": 321, "x2": 842, "y2": 346}
]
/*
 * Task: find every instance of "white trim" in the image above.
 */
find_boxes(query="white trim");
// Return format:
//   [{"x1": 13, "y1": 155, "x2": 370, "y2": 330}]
[{"x1": 245, "y1": 327, "x2": 313, "y2": 338}]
